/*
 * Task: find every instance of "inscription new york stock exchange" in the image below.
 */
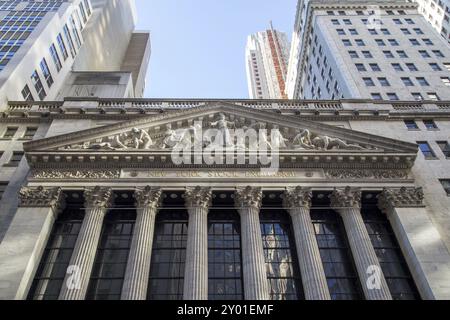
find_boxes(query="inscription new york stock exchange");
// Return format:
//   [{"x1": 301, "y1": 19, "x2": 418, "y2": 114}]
[{"x1": 122, "y1": 169, "x2": 322, "y2": 180}]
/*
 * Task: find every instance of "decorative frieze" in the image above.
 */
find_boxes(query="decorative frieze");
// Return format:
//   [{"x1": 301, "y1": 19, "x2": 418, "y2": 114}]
[
  {"x1": 283, "y1": 187, "x2": 313, "y2": 209},
  {"x1": 377, "y1": 187, "x2": 425, "y2": 213},
  {"x1": 325, "y1": 169, "x2": 409, "y2": 180},
  {"x1": 18, "y1": 186, "x2": 64, "y2": 211},
  {"x1": 134, "y1": 186, "x2": 162, "y2": 209},
  {"x1": 31, "y1": 169, "x2": 121, "y2": 180},
  {"x1": 234, "y1": 186, "x2": 263, "y2": 210},
  {"x1": 330, "y1": 186, "x2": 362, "y2": 209},
  {"x1": 184, "y1": 186, "x2": 212, "y2": 209}
]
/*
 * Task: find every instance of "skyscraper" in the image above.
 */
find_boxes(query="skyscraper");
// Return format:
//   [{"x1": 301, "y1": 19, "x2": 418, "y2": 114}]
[
  {"x1": 414, "y1": 0, "x2": 450, "y2": 44},
  {"x1": 245, "y1": 23, "x2": 290, "y2": 99},
  {"x1": 286, "y1": 0, "x2": 450, "y2": 100},
  {"x1": 0, "y1": 0, "x2": 150, "y2": 109}
]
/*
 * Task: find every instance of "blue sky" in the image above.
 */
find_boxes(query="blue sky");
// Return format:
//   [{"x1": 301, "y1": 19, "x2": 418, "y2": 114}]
[{"x1": 135, "y1": 0, "x2": 297, "y2": 99}]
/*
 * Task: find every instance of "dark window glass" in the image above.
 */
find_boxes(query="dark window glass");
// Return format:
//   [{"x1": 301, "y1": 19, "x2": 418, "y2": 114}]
[
  {"x1": 23, "y1": 127, "x2": 38, "y2": 139},
  {"x1": 31, "y1": 70, "x2": 46, "y2": 100},
  {"x1": 0, "y1": 182, "x2": 8, "y2": 200},
  {"x1": 440, "y1": 180, "x2": 450, "y2": 196},
  {"x1": 423, "y1": 120, "x2": 438, "y2": 130},
  {"x1": 208, "y1": 202, "x2": 243, "y2": 300},
  {"x1": 27, "y1": 192, "x2": 84, "y2": 300},
  {"x1": 3, "y1": 127, "x2": 18, "y2": 138},
  {"x1": 148, "y1": 192, "x2": 188, "y2": 300},
  {"x1": 21, "y1": 85, "x2": 34, "y2": 101},
  {"x1": 417, "y1": 142, "x2": 437, "y2": 159},
  {"x1": 86, "y1": 192, "x2": 136, "y2": 300},
  {"x1": 8, "y1": 151, "x2": 24, "y2": 166},
  {"x1": 311, "y1": 192, "x2": 363, "y2": 300},
  {"x1": 361, "y1": 193, "x2": 420, "y2": 300},
  {"x1": 404, "y1": 120, "x2": 419, "y2": 130},
  {"x1": 437, "y1": 141, "x2": 450, "y2": 158},
  {"x1": 260, "y1": 207, "x2": 303, "y2": 300}
]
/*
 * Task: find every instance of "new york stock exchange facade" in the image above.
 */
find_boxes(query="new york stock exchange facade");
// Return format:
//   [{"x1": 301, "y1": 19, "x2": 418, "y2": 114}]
[{"x1": 0, "y1": 99, "x2": 450, "y2": 301}]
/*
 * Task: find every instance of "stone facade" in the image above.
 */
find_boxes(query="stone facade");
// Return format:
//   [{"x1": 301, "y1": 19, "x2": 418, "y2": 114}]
[{"x1": 0, "y1": 98, "x2": 449, "y2": 300}]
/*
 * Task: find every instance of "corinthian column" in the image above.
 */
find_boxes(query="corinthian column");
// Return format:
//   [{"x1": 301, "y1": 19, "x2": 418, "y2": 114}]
[
  {"x1": 330, "y1": 187, "x2": 392, "y2": 300},
  {"x1": 235, "y1": 186, "x2": 268, "y2": 300},
  {"x1": 59, "y1": 187, "x2": 113, "y2": 300},
  {"x1": 121, "y1": 187, "x2": 162, "y2": 300},
  {"x1": 183, "y1": 187, "x2": 212, "y2": 300},
  {"x1": 283, "y1": 187, "x2": 331, "y2": 300}
]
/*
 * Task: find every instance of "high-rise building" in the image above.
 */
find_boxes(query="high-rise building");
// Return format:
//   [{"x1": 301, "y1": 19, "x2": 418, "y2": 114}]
[
  {"x1": 0, "y1": 0, "x2": 151, "y2": 248},
  {"x1": 414, "y1": 0, "x2": 450, "y2": 43},
  {"x1": 0, "y1": 0, "x2": 150, "y2": 109},
  {"x1": 245, "y1": 23, "x2": 290, "y2": 99},
  {"x1": 286, "y1": 0, "x2": 450, "y2": 100}
]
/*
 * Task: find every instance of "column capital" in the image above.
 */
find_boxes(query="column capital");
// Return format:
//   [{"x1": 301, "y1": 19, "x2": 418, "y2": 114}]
[
  {"x1": 18, "y1": 186, "x2": 65, "y2": 212},
  {"x1": 184, "y1": 186, "x2": 212, "y2": 209},
  {"x1": 283, "y1": 187, "x2": 312, "y2": 210},
  {"x1": 84, "y1": 186, "x2": 113, "y2": 209},
  {"x1": 330, "y1": 186, "x2": 361, "y2": 209},
  {"x1": 377, "y1": 187, "x2": 425, "y2": 214},
  {"x1": 234, "y1": 186, "x2": 262, "y2": 211},
  {"x1": 134, "y1": 186, "x2": 162, "y2": 209}
]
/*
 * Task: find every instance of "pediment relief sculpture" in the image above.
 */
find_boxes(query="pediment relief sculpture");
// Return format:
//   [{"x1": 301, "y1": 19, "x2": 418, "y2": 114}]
[{"x1": 61, "y1": 113, "x2": 375, "y2": 152}]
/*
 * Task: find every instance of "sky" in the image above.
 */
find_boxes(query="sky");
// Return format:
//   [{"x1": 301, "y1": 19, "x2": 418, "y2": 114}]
[{"x1": 135, "y1": 0, "x2": 298, "y2": 99}]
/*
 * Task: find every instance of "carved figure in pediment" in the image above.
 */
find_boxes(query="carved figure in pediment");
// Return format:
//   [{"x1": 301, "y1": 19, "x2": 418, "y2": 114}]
[
  {"x1": 210, "y1": 113, "x2": 235, "y2": 148},
  {"x1": 292, "y1": 129, "x2": 368, "y2": 151},
  {"x1": 293, "y1": 129, "x2": 315, "y2": 150},
  {"x1": 130, "y1": 128, "x2": 154, "y2": 149},
  {"x1": 311, "y1": 135, "x2": 366, "y2": 150},
  {"x1": 270, "y1": 125, "x2": 288, "y2": 149},
  {"x1": 89, "y1": 132, "x2": 129, "y2": 150}
]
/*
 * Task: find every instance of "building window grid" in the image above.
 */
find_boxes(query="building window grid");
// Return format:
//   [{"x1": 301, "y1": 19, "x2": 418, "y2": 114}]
[
  {"x1": 437, "y1": 141, "x2": 450, "y2": 158},
  {"x1": 40, "y1": 58, "x2": 54, "y2": 88},
  {"x1": 311, "y1": 209, "x2": 363, "y2": 300},
  {"x1": 57, "y1": 34, "x2": 69, "y2": 60},
  {"x1": 418, "y1": 141, "x2": 437, "y2": 159},
  {"x1": 86, "y1": 209, "x2": 135, "y2": 300},
  {"x1": 361, "y1": 204, "x2": 420, "y2": 300},
  {"x1": 49, "y1": 44, "x2": 62, "y2": 72},
  {"x1": 31, "y1": 70, "x2": 46, "y2": 100},
  {"x1": 27, "y1": 201, "x2": 84, "y2": 300},
  {"x1": 208, "y1": 210, "x2": 243, "y2": 300},
  {"x1": 260, "y1": 209, "x2": 303, "y2": 301},
  {"x1": 148, "y1": 209, "x2": 188, "y2": 300}
]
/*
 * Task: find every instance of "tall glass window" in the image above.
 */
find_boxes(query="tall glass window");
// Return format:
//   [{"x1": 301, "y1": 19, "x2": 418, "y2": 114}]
[
  {"x1": 208, "y1": 192, "x2": 243, "y2": 300},
  {"x1": 311, "y1": 192, "x2": 363, "y2": 300},
  {"x1": 28, "y1": 191, "x2": 84, "y2": 300},
  {"x1": 361, "y1": 192, "x2": 420, "y2": 300},
  {"x1": 86, "y1": 191, "x2": 135, "y2": 300},
  {"x1": 148, "y1": 192, "x2": 188, "y2": 300},
  {"x1": 260, "y1": 192, "x2": 303, "y2": 300}
]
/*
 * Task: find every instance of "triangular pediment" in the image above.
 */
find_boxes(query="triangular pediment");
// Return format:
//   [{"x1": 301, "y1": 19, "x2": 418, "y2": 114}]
[{"x1": 24, "y1": 102, "x2": 418, "y2": 170}]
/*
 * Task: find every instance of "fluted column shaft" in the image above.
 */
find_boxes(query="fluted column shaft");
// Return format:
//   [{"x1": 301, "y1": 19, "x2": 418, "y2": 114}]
[
  {"x1": 284, "y1": 187, "x2": 330, "y2": 300},
  {"x1": 121, "y1": 187, "x2": 162, "y2": 300},
  {"x1": 331, "y1": 187, "x2": 392, "y2": 300},
  {"x1": 183, "y1": 187, "x2": 212, "y2": 300},
  {"x1": 235, "y1": 187, "x2": 269, "y2": 300},
  {"x1": 59, "y1": 187, "x2": 112, "y2": 300}
]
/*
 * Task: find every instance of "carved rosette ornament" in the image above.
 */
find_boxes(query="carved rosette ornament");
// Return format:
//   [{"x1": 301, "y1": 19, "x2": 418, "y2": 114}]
[
  {"x1": 134, "y1": 186, "x2": 162, "y2": 209},
  {"x1": 84, "y1": 186, "x2": 113, "y2": 209},
  {"x1": 18, "y1": 186, "x2": 65, "y2": 211},
  {"x1": 234, "y1": 186, "x2": 263, "y2": 210},
  {"x1": 330, "y1": 187, "x2": 362, "y2": 209},
  {"x1": 283, "y1": 187, "x2": 313, "y2": 209},
  {"x1": 184, "y1": 186, "x2": 212, "y2": 209},
  {"x1": 377, "y1": 187, "x2": 425, "y2": 213}
]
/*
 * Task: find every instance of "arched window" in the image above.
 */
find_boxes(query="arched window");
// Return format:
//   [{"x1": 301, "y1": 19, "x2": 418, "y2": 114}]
[
  {"x1": 361, "y1": 192, "x2": 420, "y2": 300},
  {"x1": 148, "y1": 191, "x2": 188, "y2": 300},
  {"x1": 27, "y1": 191, "x2": 84, "y2": 300},
  {"x1": 260, "y1": 192, "x2": 303, "y2": 300},
  {"x1": 311, "y1": 192, "x2": 363, "y2": 300},
  {"x1": 86, "y1": 191, "x2": 135, "y2": 300},
  {"x1": 208, "y1": 192, "x2": 243, "y2": 300}
]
